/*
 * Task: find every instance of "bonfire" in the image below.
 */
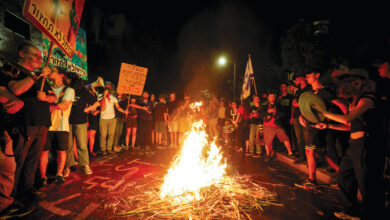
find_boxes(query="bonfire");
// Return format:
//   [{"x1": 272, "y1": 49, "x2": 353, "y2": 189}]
[{"x1": 114, "y1": 101, "x2": 281, "y2": 219}]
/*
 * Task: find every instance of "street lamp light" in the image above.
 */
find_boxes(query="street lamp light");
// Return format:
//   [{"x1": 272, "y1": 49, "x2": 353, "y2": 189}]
[{"x1": 217, "y1": 56, "x2": 236, "y2": 101}]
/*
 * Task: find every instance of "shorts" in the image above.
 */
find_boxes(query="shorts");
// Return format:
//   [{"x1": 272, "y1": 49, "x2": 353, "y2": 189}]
[
  {"x1": 88, "y1": 114, "x2": 99, "y2": 131},
  {"x1": 263, "y1": 126, "x2": 289, "y2": 146},
  {"x1": 155, "y1": 121, "x2": 165, "y2": 133},
  {"x1": 168, "y1": 120, "x2": 179, "y2": 132},
  {"x1": 44, "y1": 131, "x2": 69, "y2": 151},
  {"x1": 126, "y1": 118, "x2": 137, "y2": 128}
]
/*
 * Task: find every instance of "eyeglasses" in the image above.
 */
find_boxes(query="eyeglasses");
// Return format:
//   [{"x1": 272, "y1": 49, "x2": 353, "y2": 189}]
[{"x1": 25, "y1": 51, "x2": 43, "y2": 61}]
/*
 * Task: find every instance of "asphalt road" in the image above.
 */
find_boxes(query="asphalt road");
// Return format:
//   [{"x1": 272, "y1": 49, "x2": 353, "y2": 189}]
[{"x1": 22, "y1": 146, "x2": 350, "y2": 220}]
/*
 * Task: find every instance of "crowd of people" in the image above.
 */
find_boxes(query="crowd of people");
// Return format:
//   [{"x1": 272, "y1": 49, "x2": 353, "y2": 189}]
[{"x1": 1, "y1": 43, "x2": 389, "y2": 219}]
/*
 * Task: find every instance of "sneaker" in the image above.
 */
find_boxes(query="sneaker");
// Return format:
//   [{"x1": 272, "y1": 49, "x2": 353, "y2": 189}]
[
  {"x1": 0, "y1": 200, "x2": 36, "y2": 219},
  {"x1": 55, "y1": 175, "x2": 66, "y2": 185},
  {"x1": 84, "y1": 165, "x2": 93, "y2": 175},
  {"x1": 252, "y1": 153, "x2": 261, "y2": 158},
  {"x1": 37, "y1": 177, "x2": 48, "y2": 189},
  {"x1": 63, "y1": 168, "x2": 71, "y2": 177},
  {"x1": 113, "y1": 146, "x2": 122, "y2": 152},
  {"x1": 302, "y1": 179, "x2": 318, "y2": 187},
  {"x1": 23, "y1": 187, "x2": 43, "y2": 200}
]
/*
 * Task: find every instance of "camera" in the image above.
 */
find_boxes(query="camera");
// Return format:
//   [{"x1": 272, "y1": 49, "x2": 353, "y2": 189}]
[{"x1": 1, "y1": 61, "x2": 21, "y2": 79}]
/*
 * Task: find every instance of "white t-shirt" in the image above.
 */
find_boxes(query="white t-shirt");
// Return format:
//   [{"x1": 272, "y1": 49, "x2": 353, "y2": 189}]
[
  {"x1": 100, "y1": 95, "x2": 118, "y2": 120},
  {"x1": 49, "y1": 86, "x2": 75, "y2": 132}
]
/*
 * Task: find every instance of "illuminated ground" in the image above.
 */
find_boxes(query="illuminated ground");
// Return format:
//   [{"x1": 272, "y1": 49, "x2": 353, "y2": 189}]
[{"x1": 22, "y1": 146, "x2": 349, "y2": 219}]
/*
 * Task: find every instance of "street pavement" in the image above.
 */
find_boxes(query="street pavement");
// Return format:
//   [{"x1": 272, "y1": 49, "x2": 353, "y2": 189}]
[{"x1": 20, "y1": 146, "x2": 360, "y2": 219}]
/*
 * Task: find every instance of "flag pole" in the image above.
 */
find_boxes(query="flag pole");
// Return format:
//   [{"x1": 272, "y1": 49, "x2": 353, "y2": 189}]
[
  {"x1": 248, "y1": 54, "x2": 257, "y2": 95},
  {"x1": 252, "y1": 78, "x2": 258, "y2": 95}
]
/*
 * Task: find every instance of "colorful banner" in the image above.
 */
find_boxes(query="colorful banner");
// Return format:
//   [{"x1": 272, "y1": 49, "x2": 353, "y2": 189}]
[
  {"x1": 117, "y1": 63, "x2": 148, "y2": 96},
  {"x1": 42, "y1": 27, "x2": 88, "y2": 80},
  {"x1": 23, "y1": 0, "x2": 85, "y2": 58}
]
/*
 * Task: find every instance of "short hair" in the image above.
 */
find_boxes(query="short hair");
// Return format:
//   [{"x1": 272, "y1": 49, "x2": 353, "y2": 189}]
[
  {"x1": 159, "y1": 94, "x2": 166, "y2": 99},
  {"x1": 18, "y1": 43, "x2": 36, "y2": 53}
]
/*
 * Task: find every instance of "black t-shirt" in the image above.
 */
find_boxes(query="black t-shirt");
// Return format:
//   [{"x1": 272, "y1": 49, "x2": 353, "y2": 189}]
[
  {"x1": 137, "y1": 99, "x2": 154, "y2": 120},
  {"x1": 166, "y1": 100, "x2": 179, "y2": 118},
  {"x1": 277, "y1": 93, "x2": 293, "y2": 120},
  {"x1": 16, "y1": 77, "x2": 52, "y2": 127},
  {"x1": 249, "y1": 105, "x2": 262, "y2": 125},
  {"x1": 69, "y1": 87, "x2": 97, "y2": 124},
  {"x1": 154, "y1": 102, "x2": 167, "y2": 121}
]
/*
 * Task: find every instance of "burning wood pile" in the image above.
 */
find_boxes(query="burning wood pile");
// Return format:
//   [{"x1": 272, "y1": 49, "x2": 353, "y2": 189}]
[{"x1": 112, "y1": 102, "x2": 281, "y2": 219}]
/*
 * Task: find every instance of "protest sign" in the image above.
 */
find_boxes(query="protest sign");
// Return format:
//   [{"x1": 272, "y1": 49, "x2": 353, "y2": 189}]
[
  {"x1": 23, "y1": 0, "x2": 85, "y2": 58},
  {"x1": 117, "y1": 63, "x2": 148, "y2": 96}
]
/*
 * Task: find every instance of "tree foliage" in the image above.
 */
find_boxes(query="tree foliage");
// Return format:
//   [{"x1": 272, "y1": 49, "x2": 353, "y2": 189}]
[{"x1": 280, "y1": 19, "x2": 330, "y2": 75}]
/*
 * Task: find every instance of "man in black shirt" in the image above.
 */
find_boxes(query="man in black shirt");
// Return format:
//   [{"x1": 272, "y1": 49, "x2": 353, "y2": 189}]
[
  {"x1": 166, "y1": 92, "x2": 179, "y2": 148},
  {"x1": 299, "y1": 71, "x2": 336, "y2": 187},
  {"x1": 8, "y1": 44, "x2": 56, "y2": 200},
  {"x1": 0, "y1": 44, "x2": 53, "y2": 217},
  {"x1": 136, "y1": 91, "x2": 154, "y2": 151},
  {"x1": 248, "y1": 95, "x2": 263, "y2": 157},
  {"x1": 291, "y1": 75, "x2": 311, "y2": 164}
]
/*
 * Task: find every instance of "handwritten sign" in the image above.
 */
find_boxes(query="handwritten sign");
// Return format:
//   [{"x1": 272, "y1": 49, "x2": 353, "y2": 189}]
[
  {"x1": 117, "y1": 63, "x2": 148, "y2": 96},
  {"x1": 22, "y1": 0, "x2": 85, "y2": 58}
]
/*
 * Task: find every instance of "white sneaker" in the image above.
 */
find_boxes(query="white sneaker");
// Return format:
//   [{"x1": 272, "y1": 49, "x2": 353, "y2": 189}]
[{"x1": 84, "y1": 165, "x2": 93, "y2": 175}]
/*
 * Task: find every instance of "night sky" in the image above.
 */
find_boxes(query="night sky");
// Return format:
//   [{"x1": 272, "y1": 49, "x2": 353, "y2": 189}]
[{"x1": 82, "y1": 0, "x2": 390, "y2": 98}]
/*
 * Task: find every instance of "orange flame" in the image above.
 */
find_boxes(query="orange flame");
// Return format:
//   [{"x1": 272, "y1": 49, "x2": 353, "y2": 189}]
[{"x1": 160, "y1": 118, "x2": 227, "y2": 203}]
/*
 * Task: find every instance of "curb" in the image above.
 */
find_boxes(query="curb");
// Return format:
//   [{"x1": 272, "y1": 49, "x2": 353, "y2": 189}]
[{"x1": 275, "y1": 152, "x2": 336, "y2": 184}]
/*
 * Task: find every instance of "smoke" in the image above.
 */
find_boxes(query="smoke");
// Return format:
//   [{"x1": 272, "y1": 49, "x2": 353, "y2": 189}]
[{"x1": 174, "y1": 1, "x2": 275, "y2": 98}]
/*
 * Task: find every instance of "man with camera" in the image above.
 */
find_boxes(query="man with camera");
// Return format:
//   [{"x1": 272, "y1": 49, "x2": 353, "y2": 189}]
[{"x1": 0, "y1": 44, "x2": 54, "y2": 218}]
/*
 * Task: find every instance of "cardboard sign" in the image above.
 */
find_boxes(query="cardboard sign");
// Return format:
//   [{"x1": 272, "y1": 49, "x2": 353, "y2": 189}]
[
  {"x1": 22, "y1": 0, "x2": 85, "y2": 58},
  {"x1": 117, "y1": 63, "x2": 148, "y2": 96}
]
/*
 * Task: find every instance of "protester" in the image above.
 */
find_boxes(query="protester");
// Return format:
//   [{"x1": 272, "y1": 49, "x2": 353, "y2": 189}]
[
  {"x1": 314, "y1": 68, "x2": 385, "y2": 219},
  {"x1": 217, "y1": 98, "x2": 228, "y2": 146},
  {"x1": 235, "y1": 98, "x2": 250, "y2": 154},
  {"x1": 207, "y1": 95, "x2": 219, "y2": 140},
  {"x1": 64, "y1": 76, "x2": 97, "y2": 177},
  {"x1": 167, "y1": 92, "x2": 179, "y2": 148},
  {"x1": 8, "y1": 44, "x2": 55, "y2": 202},
  {"x1": 86, "y1": 86, "x2": 100, "y2": 157},
  {"x1": 99, "y1": 83, "x2": 127, "y2": 155},
  {"x1": 39, "y1": 67, "x2": 75, "y2": 186},
  {"x1": 125, "y1": 97, "x2": 138, "y2": 150},
  {"x1": 248, "y1": 95, "x2": 263, "y2": 157},
  {"x1": 291, "y1": 75, "x2": 311, "y2": 164},
  {"x1": 277, "y1": 83, "x2": 293, "y2": 142},
  {"x1": 298, "y1": 71, "x2": 336, "y2": 187},
  {"x1": 261, "y1": 92, "x2": 293, "y2": 161},
  {"x1": 0, "y1": 50, "x2": 48, "y2": 217},
  {"x1": 154, "y1": 94, "x2": 168, "y2": 147},
  {"x1": 178, "y1": 94, "x2": 191, "y2": 146},
  {"x1": 113, "y1": 93, "x2": 128, "y2": 152},
  {"x1": 135, "y1": 91, "x2": 154, "y2": 151},
  {"x1": 228, "y1": 100, "x2": 238, "y2": 148}
]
